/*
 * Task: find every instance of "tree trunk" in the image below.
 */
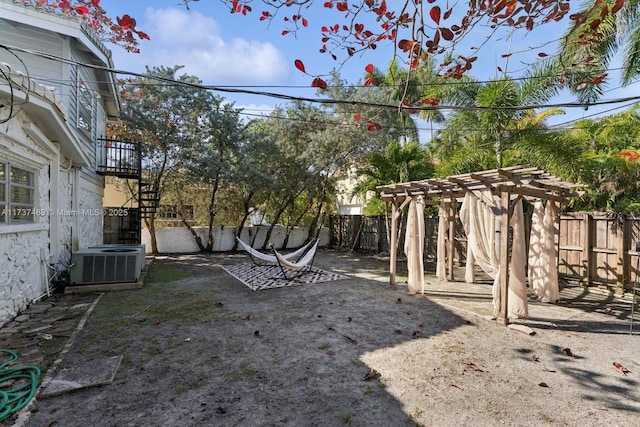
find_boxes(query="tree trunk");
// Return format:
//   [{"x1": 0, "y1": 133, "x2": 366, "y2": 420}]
[
  {"x1": 233, "y1": 190, "x2": 256, "y2": 251},
  {"x1": 262, "y1": 195, "x2": 293, "y2": 249},
  {"x1": 144, "y1": 216, "x2": 158, "y2": 254},
  {"x1": 205, "y1": 178, "x2": 221, "y2": 252},
  {"x1": 181, "y1": 218, "x2": 206, "y2": 252}
]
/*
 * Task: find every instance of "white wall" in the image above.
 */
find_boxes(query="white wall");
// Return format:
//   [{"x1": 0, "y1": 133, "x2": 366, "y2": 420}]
[
  {"x1": 142, "y1": 226, "x2": 330, "y2": 254},
  {"x1": 0, "y1": 106, "x2": 53, "y2": 323}
]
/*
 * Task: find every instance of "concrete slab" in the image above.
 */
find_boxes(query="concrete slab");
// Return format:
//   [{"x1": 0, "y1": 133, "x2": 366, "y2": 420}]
[{"x1": 40, "y1": 355, "x2": 123, "y2": 398}]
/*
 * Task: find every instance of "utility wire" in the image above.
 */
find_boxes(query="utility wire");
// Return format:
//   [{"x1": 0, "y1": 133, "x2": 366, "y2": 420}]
[{"x1": 4, "y1": 43, "x2": 640, "y2": 114}]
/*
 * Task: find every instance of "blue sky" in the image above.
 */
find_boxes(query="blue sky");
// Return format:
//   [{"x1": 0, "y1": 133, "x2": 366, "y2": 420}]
[{"x1": 100, "y1": 1, "x2": 640, "y2": 142}]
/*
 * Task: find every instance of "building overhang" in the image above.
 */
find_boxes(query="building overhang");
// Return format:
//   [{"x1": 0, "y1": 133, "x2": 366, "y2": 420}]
[{"x1": 1, "y1": 62, "x2": 90, "y2": 166}]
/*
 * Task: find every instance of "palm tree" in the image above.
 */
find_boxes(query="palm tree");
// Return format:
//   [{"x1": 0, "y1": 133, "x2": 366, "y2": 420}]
[
  {"x1": 353, "y1": 140, "x2": 434, "y2": 215},
  {"x1": 557, "y1": 0, "x2": 640, "y2": 104},
  {"x1": 429, "y1": 65, "x2": 568, "y2": 174}
]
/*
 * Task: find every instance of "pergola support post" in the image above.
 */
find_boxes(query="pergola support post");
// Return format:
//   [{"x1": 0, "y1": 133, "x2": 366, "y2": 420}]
[
  {"x1": 498, "y1": 190, "x2": 511, "y2": 325},
  {"x1": 447, "y1": 199, "x2": 456, "y2": 281},
  {"x1": 389, "y1": 198, "x2": 398, "y2": 289}
]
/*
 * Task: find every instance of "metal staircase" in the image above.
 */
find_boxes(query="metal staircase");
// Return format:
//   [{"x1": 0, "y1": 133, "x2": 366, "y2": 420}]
[{"x1": 97, "y1": 138, "x2": 159, "y2": 244}]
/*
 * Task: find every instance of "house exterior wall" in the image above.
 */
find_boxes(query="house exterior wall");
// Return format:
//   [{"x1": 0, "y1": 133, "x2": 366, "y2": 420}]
[
  {"x1": 0, "y1": 105, "x2": 55, "y2": 320},
  {"x1": 0, "y1": 1, "x2": 118, "y2": 325},
  {"x1": 334, "y1": 164, "x2": 367, "y2": 215}
]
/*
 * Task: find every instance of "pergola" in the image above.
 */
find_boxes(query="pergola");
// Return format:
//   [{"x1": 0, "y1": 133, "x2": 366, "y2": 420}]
[{"x1": 378, "y1": 165, "x2": 585, "y2": 325}]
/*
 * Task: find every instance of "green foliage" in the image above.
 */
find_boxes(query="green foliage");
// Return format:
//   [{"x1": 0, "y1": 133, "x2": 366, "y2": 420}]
[{"x1": 354, "y1": 140, "x2": 434, "y2": 215}]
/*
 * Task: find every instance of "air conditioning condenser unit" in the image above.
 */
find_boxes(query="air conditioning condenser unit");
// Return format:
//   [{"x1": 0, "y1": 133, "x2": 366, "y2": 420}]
[{"x1": 70, "y1": 247, "x2": 142, "y2": 285}]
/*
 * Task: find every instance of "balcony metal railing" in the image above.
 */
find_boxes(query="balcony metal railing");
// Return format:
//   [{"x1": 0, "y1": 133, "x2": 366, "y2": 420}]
[{"x1": 97, "y1": 138, "x2": 141, "y2": 178}]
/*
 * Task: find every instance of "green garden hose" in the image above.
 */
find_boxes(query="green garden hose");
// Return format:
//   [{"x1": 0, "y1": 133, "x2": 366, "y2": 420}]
[{"x1": 0, "y1": 349, "x2": 40, "y2": 422}]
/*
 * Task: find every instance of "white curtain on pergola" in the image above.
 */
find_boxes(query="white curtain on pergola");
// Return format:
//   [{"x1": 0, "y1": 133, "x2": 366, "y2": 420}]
[
  {"x1": 529, "y1": 200, "x2": 560, "y2": 303},
  {"x1": 460, "y1": 192, "x2": 528, "y2": 318},
  {"x1": 436, "y1": 200, "x2": 448, "y2": 281},
  {"x1": 405, "y1": 196, "x2": 425, "y2": 294}
]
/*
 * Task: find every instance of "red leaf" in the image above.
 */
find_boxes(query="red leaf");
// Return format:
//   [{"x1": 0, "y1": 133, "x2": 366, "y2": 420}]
[
  {"x1": 430, "y1": 6, "x2": 441, "y2": 25},
  {"x1": 282, "y1": 30, "x2": 290, "y2": 36},
  {"x1": 592, "y1": 72, "x2": 608, "y2": 84},
  {"x1": 323, "y1": 1, "x2": 333, "y2": 8},
  {"x1": 612, "y1": 0, "x2": 626, "y2": 14},
  {"x1": 336, "y1": 2, "x2": 348, "y2": 12},
  {"x1": 294, "y1": 59, "x2": 306, "y2": 73},
  {"x1": 367, "y1": 121, "x2": 382, "y2": 131},
  {"x1": 74, "y1": 6, "x2": 89, "y2": 14},
  {"x1": 440, "y1": 27, "x2": 454, "y2": 41},
  {"x1": 311, "y1": 77, "x2": 327, "y2": 89},
  {"x1": 354, "y1": 113, "x2": 361, "y2": 121},
  {"x1": 365, "y1": 63, "x2": 374, "y2": 74},
  {"x1": 302, "y1": 17, "x2": 308, "y2": 27},
  {"x1": 537, "y1": 52, "x2": 548, "y2": 57}
]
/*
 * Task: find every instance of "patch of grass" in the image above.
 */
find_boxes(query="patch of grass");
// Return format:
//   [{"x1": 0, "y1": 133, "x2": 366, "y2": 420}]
[
  {"x1": 318, "y1": 342, "x2": 331, "y2": 350},
  {"x1": 144, "y1": 263, "x2": 189, "y2": 283},
  {"x1": 537, "y1": 411, "x2": 557, "y2": 424},
  {"x1": 364, "y1": 386, "x2": 374, "y2": 396},
  {"x1": 341, "y1": 413, "x2": 352, "y2": 424}
]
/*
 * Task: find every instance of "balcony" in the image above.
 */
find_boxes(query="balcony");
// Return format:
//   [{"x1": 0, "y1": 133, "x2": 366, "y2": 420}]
[{"x1": 96, "y1": 138, "x2": 141, "y2": 179}]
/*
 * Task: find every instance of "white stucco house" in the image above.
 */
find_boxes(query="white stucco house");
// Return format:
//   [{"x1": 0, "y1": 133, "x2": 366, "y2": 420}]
[
  {"x1": 334, "y1": 164, "x2": 369, "y2": 215},
  {"x1": 0, "y1": 1, "x2": 119, "y2": 324}
]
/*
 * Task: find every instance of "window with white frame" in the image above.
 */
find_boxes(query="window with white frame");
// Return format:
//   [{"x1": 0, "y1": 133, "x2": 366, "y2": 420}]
[
  {"x1": 0, "y1": 161, "x2": 36, "y2": 223},
  {"x1": 77, "y1": 74, "x2": 94, "y2": 137}
]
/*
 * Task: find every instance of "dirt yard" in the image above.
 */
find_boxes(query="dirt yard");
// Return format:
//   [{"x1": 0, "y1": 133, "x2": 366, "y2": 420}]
[{"x1": 18, "y1": 250, "x2": 640, "y2": 426}]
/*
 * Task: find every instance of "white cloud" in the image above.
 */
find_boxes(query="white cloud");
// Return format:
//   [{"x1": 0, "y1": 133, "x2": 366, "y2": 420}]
[{"x1": 110, "y1": 8, "x2": 289, "y2": 84}]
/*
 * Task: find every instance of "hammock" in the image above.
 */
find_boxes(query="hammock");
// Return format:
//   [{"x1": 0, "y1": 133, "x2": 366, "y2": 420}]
[
  {"x1": 272, "y1": 239, "x2": 320, "y2": 280},
  {"x1": 236, "y1": 237, "x2": 316, "y2": 266}
]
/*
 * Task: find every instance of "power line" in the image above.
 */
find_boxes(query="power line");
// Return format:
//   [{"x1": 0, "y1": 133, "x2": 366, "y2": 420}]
[{"x1": 4, "y1": 43, "x2": 640, "y2": 114}]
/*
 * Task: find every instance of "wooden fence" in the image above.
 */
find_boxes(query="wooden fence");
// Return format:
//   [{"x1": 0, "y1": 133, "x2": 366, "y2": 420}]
[{"x1": 329, "y1": 213, "x2": 640, "y2": 293}]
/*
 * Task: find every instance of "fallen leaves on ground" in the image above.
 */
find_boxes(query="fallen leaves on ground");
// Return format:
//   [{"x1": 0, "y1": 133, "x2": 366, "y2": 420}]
[
  {"x1": 613, "y1": 362, "x2": 630, "y2": 375},
  {"x1": 240, "y1": 314, "x2": 251, "y2": 320},
  {"x1": 363, "y1": 368, "x2": 378, "y2": 380},
  {"x1": 411, "y1": 330, "x2": 421, "y2": 339},
  {"x1": 465, "y1": 362, "x2": 483, "y2": 372},
  {"x1": 538, "y1": 382, "x2": 549, "y2": 388},
  {"x1": 568, "y1": 332, "x2": 586, "y2": 339},
  {"x1": 541, "y1": 366, "x2": 556, "y2": 373},
  {"x1": 254, "y1": 330, "x2": 262, "y2": 338},
  {"x1": 343, "y1": 335, "x2": 358, "y2": 344},
  {"x1": 563, "y1": 348, "x2": 574, "y2": 357},
  {"x1": 531, "y1": 354, "x2": 540, "y2": 362},
  {"x1": 450, "y1": 384, "x2": 464, "y2": 390}
]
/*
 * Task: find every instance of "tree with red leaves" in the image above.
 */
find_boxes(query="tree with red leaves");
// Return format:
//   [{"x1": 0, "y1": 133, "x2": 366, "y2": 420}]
[
  {"x1": 15, "y1": 0, "x2": 149, "y2": 52},
  {"x1": 20, "y1": 1, "x2": 628, "y2": 87},
  {"x1": 210, "y1": 0, "x2": 627, "y2": 89}
]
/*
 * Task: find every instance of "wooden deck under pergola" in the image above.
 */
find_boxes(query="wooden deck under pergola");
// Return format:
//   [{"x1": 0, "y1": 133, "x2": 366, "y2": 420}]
[{"x1": 378, "y1": 165, "x2": 585, "y2": 325}]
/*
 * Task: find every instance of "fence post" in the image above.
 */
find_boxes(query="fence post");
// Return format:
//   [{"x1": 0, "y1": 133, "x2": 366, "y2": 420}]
[
  {"x1": 582, "y1": 213, "x2": 591, "y2": 286},
  {"x1": 617, "y1": 216, "x2": 627, "y2": 291}
]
